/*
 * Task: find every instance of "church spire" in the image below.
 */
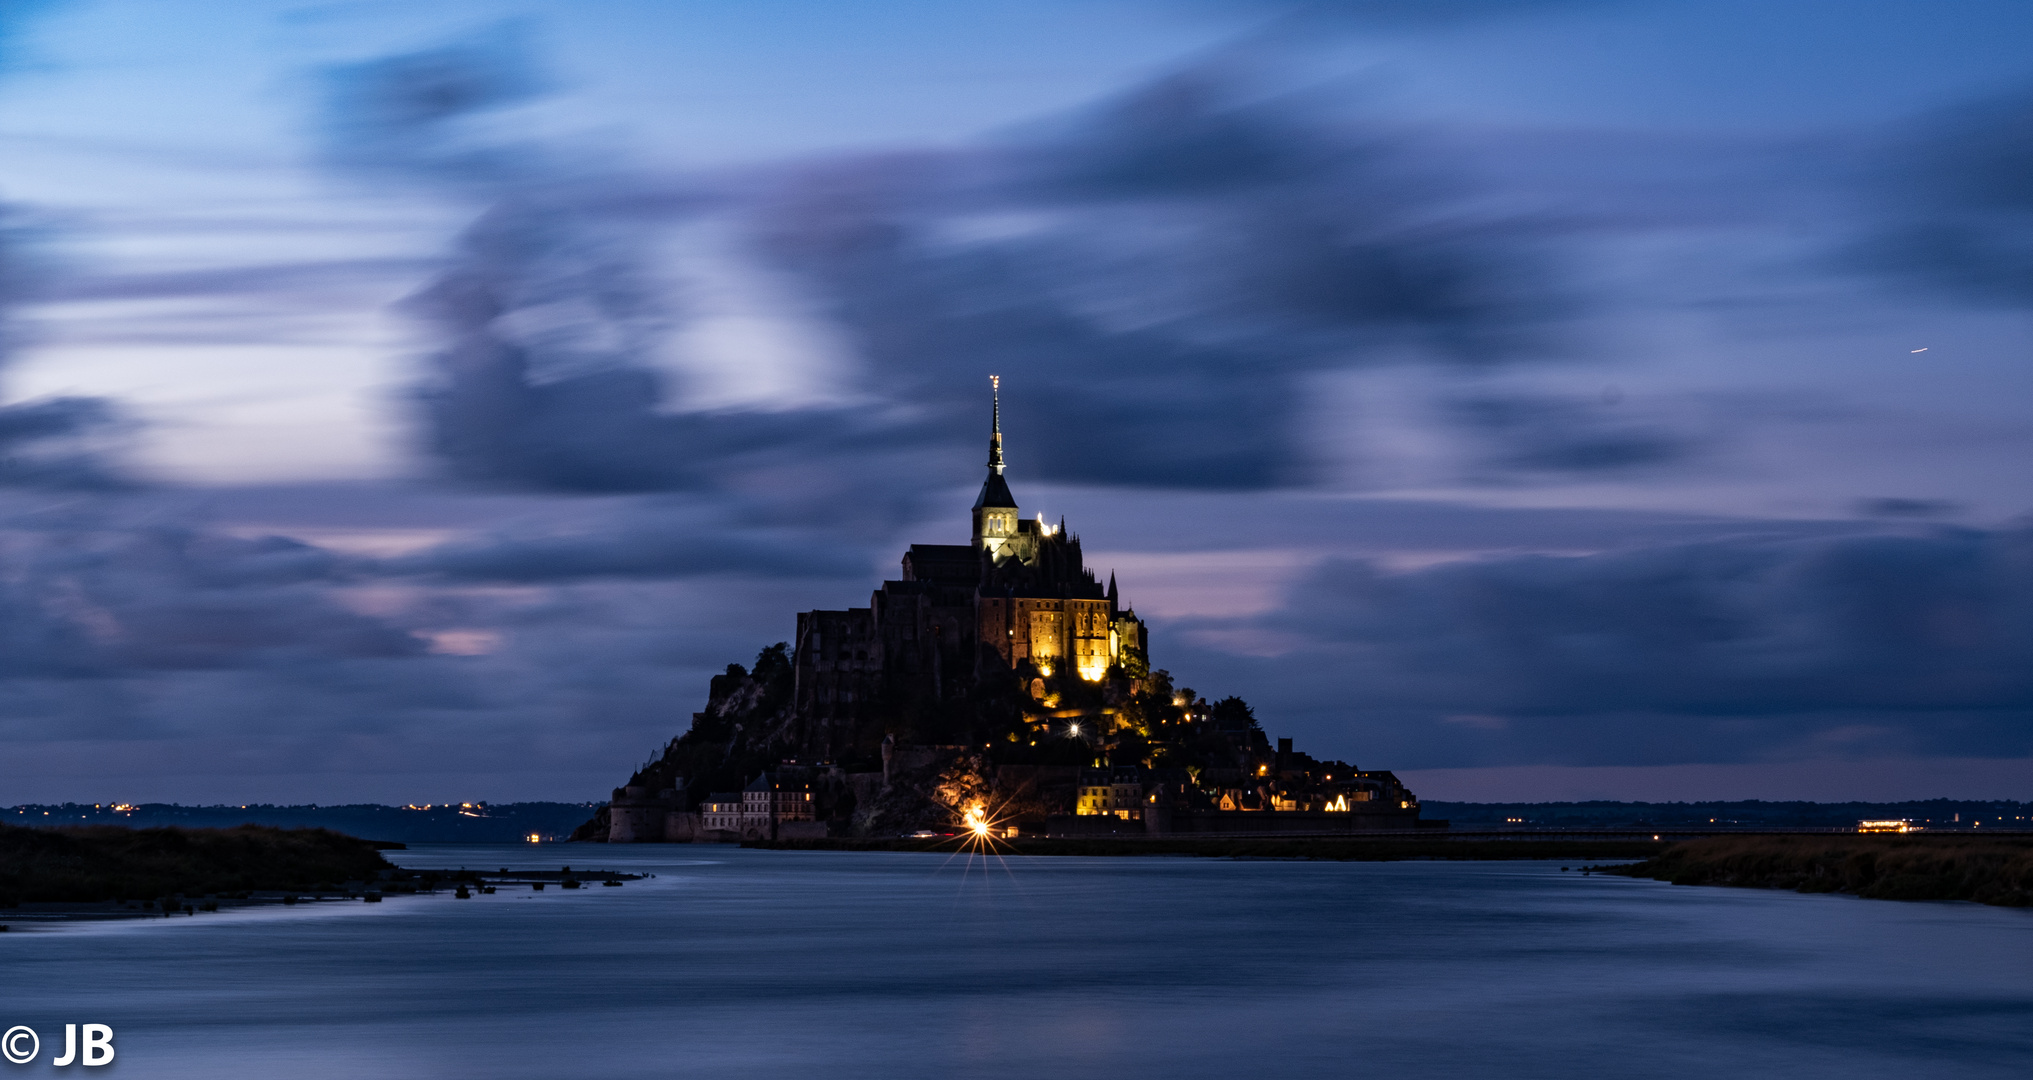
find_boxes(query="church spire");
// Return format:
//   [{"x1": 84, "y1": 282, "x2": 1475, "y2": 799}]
[
  {"x1": 972, "y1": 376, "x2": 1018, "y2": 532},
  {"x1": 987, "y1": 374, "x2": 1005, "y2": 474}
]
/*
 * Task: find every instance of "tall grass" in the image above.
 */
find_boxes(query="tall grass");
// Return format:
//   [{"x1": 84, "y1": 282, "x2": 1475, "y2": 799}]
[
  {"x1": 0, "y1": 824, "x2": 395, "y2": 905},
  {"x1": 1609, "y1": 835, "x2": 2033, "y2": 907}
]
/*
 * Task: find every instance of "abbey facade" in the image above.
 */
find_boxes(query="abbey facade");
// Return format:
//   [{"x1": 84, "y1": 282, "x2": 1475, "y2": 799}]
[{"x1": 791, "y1": 381, "x2": 1147, "y2": 760}]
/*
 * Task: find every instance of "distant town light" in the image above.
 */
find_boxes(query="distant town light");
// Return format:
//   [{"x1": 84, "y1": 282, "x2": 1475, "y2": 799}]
[{"x1": 526, "y1": 833, "x2": 542, "y2": 843}]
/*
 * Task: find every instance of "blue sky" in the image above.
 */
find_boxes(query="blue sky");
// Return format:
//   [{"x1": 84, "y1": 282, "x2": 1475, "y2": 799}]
[{"x1": 2, "y1": 0, "x2": 2032, "y2": 803}]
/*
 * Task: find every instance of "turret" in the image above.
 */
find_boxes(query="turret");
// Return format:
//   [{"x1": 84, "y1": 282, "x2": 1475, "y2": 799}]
[{"x1": 972, "y1": 375, "x2": 1020, "y2": 553}]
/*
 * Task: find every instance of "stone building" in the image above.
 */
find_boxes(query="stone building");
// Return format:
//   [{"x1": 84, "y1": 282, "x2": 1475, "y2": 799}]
[
  {"x1": 696, "y1": 774, "x2": 820, "y2": 841},
  {"x1": 789, "y1": 379, "x2": 1148, "y2": 760},
  {"x1": 741, "y1": 772, "x2": 815, "y2": 838},
  {"x1": 1075, "y1": 766, "x2": 1149, "y2": 820},
  {"x1": 699, "y1": 792, "x2": 744, "y2": 835}
]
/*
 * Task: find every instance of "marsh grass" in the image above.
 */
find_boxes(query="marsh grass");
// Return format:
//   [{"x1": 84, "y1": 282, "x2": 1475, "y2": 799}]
[
  {"x1": 1608, "y1": 834, "x2": 2033, "y2": 907},
  {"x1": 0, "y1": 824, "x2": 395, "y2": 906}
]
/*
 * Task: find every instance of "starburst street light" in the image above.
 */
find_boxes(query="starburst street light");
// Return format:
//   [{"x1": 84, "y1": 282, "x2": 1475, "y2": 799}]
[
  {"x1": 1068, "y1": 722, "x2": 1081, "y2": 737},
  {"x1": 946, "y1": 799, "x2": 1018, "y2": 856}
]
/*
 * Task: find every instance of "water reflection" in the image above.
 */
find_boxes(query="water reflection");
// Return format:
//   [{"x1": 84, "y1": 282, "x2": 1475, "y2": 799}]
[{"x1": 4, "y1": 848, "x2": 2030, "y2": 1078}]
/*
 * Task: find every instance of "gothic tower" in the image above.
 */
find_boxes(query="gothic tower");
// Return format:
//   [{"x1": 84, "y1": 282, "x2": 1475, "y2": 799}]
[{"x1": 971, "y1": 375, "x2": 1020, "y2": 555}]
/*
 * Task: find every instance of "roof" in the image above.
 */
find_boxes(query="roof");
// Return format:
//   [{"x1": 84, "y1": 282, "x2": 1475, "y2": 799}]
[
  {"x1": 903, "y1": 544, "x2": 982, "y2": 584},
  {"x1": 907, "y1": 544, "x2": 977, "y2": 562},
  {"x1": 972, "y1": 470, "x2": 1018, "y2": 510}
]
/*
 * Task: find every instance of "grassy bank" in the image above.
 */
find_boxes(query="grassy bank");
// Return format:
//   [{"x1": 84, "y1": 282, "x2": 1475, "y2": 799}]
[
  {"x1": 747, "y1": 836, "x2": 1673, "y2": 860},
  {"x1": 1606, "y1": 834, "x2": 2033, "y2": 907},
  {"x1": 0, "y1": 824, "x2": 397, "y2": 906}
]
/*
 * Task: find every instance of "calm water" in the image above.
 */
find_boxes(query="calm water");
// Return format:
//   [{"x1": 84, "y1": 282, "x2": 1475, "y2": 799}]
[{"x1": 4, "y1": 846, "x2": 2030, "y2": 1078}]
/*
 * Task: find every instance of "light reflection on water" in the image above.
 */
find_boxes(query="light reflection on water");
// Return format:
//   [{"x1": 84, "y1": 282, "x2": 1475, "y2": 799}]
[{"x1": 4, "y1": 847, "x2": 2031, "y2": 1078}]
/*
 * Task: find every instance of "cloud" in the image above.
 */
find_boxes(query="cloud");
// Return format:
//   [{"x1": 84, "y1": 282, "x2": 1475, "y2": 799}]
[
  {"x1": 41, "y1": 257, "x2": 433, "y2": 306},
  {"x1": 0, "y1": 9, "x2": 133, "y2": 492},
  {"x1": 1448, "y1": 391, "x2": 1696, "y2": 476},
  {"x1": 401, "y1": 200, "x2": 874, "y2": 494},
  {"x1": 1208, "y1": 0, "x2": 1622, "y2": 28},
  {"x1": 318, "y1": 34, "x2": 884, "y2": 497},
  {"x1": 317, "y1": 22, "x2": 548, "y2": 188},
  {"x1": 0, "y1": 204, "x2": 133, "y2": 489},
  {"x1": 1857, "y1": 497, "x2": 1961, "y2": 519},
  {"x1": 1176, "y1": 524, "x2": 2033, "y2": 767},
  {"x1": 315, "y1": 27, "x2": 1572, "y2": 496},
  {"x1": 749, "y1": 68, "x2": 1567, "y2": 490},
  {"x1": 388, "y1": 505, "x2": 875, "y2": 582},
  {"x1": 0, "y1": 519, "x2": 411, "y2": 677},
  {"x1": 0, "y1": 490, "x2": 846, "y2": 801},
  {"x1": 0, "y1": 396, "x2": 127, "y2": 489},
  {"x1": 1859, "y1": 88, "x2": 2033, "y2": 305}
]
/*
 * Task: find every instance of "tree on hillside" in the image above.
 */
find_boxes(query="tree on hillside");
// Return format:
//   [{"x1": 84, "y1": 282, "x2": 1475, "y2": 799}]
[{"x1": 1210, "y1": 696, "x2": 1259, "y2": 733}]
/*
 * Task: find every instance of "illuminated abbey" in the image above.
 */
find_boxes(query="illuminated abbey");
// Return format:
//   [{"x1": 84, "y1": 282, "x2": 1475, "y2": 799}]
[
  {"x1": 591, "y1": 377, "x2": 1425, "y2": 843},
  {"x1": 789, "y1": 377, "x2": 1148, "y2": 759}
]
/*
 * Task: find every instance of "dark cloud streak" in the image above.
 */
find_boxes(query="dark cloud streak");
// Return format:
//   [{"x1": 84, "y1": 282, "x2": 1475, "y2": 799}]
[
  {"x1": 1180, "y1": 525, "x2": 2033, "y2": 768},
  {"x1": 752, "y1": 68, "x2": 1567, "y2": 489},
  {"x1": 1860, "y1": 89, "x2": 2033, "y2": 304}
]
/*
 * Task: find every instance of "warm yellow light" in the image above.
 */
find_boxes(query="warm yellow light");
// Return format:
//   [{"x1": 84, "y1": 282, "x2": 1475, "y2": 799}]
[
  {"x1": 964, "y1": 802, "x2": 992, "y2": 839},
  {"x1": 526, "y1": 833, "x2": 541, "y2": 843}
]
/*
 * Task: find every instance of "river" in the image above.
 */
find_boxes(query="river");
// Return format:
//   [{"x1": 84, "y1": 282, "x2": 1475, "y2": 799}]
[{"x1": 4, "y1": 846, "x2": 2030, "y2": 1078}]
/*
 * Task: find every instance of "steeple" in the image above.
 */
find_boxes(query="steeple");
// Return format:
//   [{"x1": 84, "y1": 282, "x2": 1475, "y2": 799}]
[
  {"x1": 988, "y1": 374, "x2": 1005, "y2": 475},
  {"x1": 972, "y1": 376, "x2": 1018, "y2": 551}
]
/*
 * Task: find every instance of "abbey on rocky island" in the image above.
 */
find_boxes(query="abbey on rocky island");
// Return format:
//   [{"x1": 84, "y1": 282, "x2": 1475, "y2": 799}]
[{"x1": 587, "y1": 379, "x2": 1426, "y2": 842}]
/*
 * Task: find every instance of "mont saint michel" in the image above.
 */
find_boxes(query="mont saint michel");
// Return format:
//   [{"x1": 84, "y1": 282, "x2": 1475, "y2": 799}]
[{"x1": 586, "y1": 380, "x2": 1426, "y2": 842}]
